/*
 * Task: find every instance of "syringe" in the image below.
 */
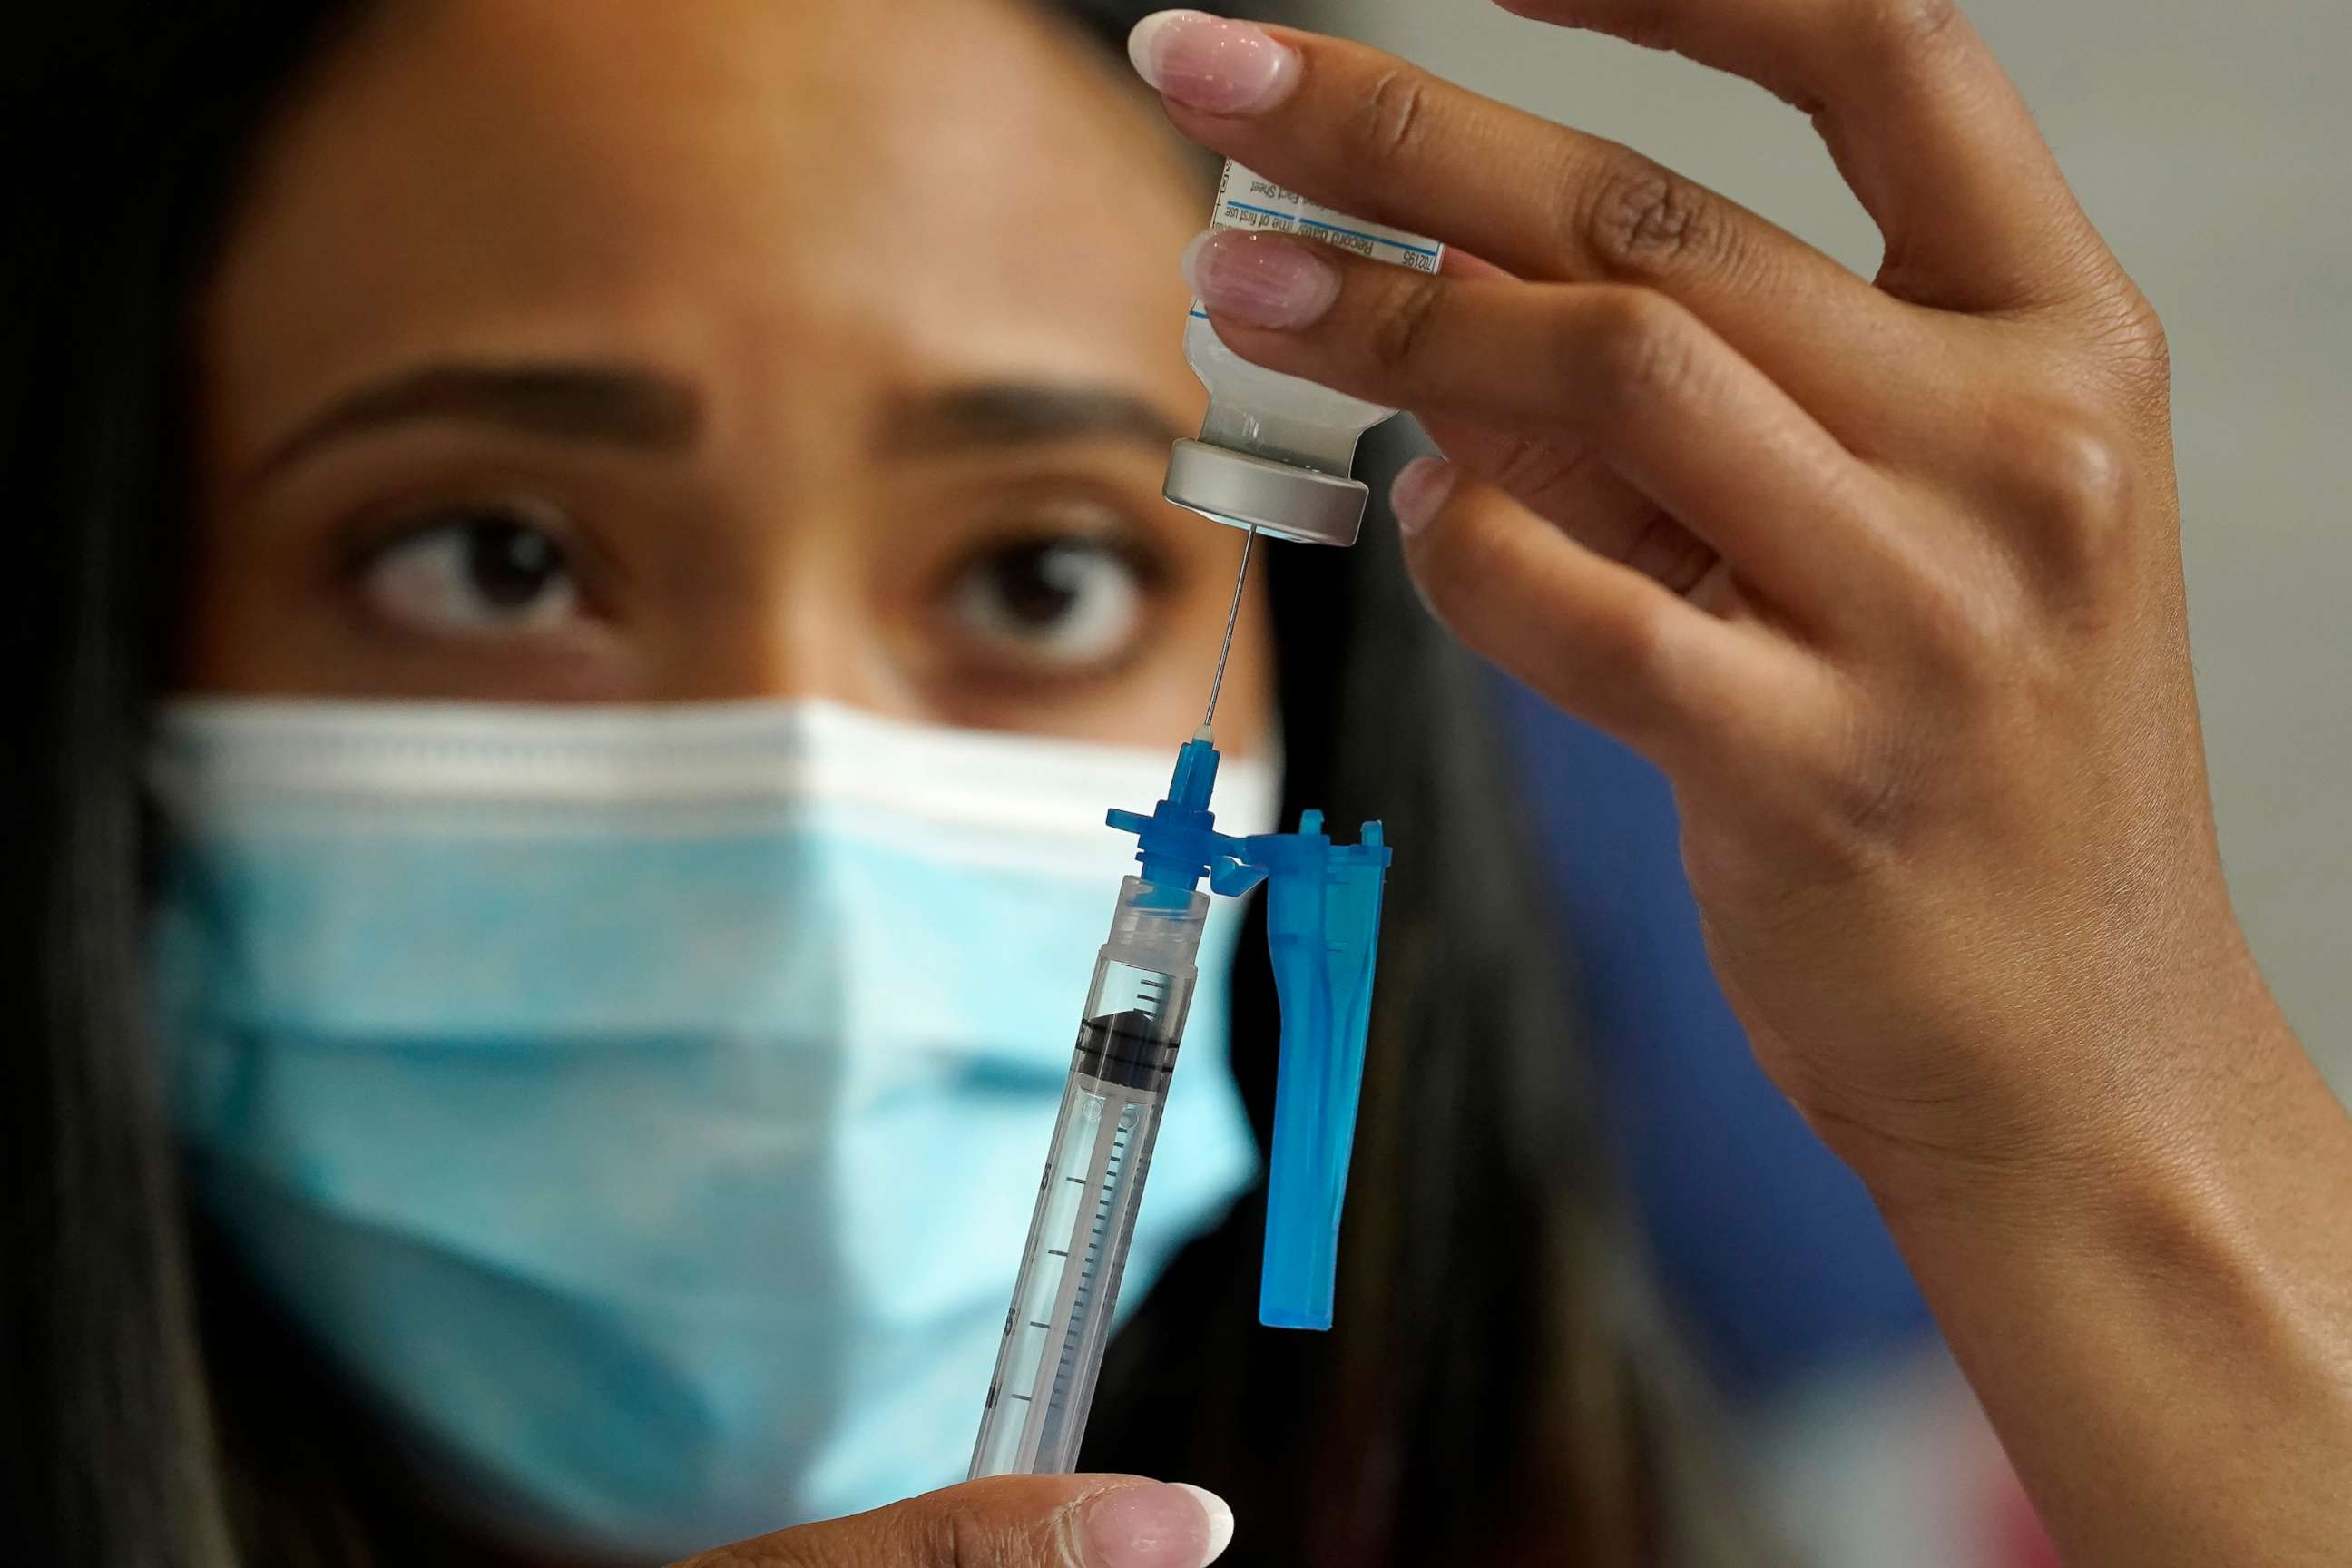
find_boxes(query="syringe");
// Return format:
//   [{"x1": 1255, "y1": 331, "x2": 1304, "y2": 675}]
[
  {"x1": 970, "y1": 539, "x2": 1393, "y2": 1480},
  {"x1": 971, "y1": 151, "x2": 1426, "y2": 1470},
  {"x1": 971, "y1": 531, "x2": 1260, "y2": 1480},
  {"x1": 968, "y1": 870, "x2": 1210, "y2": 1476}
]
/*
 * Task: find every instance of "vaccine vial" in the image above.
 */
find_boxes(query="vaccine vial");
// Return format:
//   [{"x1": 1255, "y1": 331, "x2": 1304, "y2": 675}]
[{"x1": 1165, "y1": 162, "x2": 1445, "y2": 546}]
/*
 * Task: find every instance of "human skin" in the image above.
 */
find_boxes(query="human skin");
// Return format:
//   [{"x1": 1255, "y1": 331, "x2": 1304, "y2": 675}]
[
  {"x1": 181, "y1": 0, "x2": 2352, "y2": 1561},
  {"x1": 186, "y1": 0, "x2": 1272, "y2": 754},
  {"x1": 183, "y1": 1, "x2": 1260, "y2": 1564},
  {"x1": 1131, "y1": 3, "x2": 2352, "y2": 1563}
]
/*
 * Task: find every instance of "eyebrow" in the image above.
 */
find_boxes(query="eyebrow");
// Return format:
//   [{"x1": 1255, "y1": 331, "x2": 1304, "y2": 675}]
[
  {"x1": 260, "y1": 362, "x2": 703, "y2": 474},
  {"x1": 879, "y1": 383, "x2": 1184, "y2": 456}
]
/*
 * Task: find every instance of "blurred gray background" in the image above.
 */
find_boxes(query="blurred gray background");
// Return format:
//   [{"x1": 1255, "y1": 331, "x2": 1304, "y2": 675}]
[{"x1": 1314, "y1": 0, "x2": 2352, "y2": 1085}]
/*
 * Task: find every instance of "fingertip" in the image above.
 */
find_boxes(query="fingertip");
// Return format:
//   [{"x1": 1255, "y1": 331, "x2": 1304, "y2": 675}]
[
  {"x1": 1171, "y1": 1484, "x2": 1235, "y2": 1563},
  {"x1": 1125, "y1": 11, "x2": 1213, "y2": 91},
  {"x1": 1125, "y1": 9, "x2": 1300, "y2": 116},
  {"x1": 1079, "y1": 1480, "x2": 1232, "y2": 1568},
  {"x1": 1390, "y1": 456, "x2": 1459, "y2": 538},
  {"x1": 1186, "y1": 230, "x2": 1341, "y2": 329},
  {"x1": 1179, "y1": 229, "x2": 1214, "y2": 295}
]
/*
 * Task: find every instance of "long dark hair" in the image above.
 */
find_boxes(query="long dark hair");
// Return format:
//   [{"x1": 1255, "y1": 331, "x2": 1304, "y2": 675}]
[{"x1": 1, "y1": 5, "x2": 1755, "y2": 1565}]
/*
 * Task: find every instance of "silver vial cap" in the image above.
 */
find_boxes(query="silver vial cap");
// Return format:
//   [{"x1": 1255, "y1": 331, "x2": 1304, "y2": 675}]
[{"x1": 1162, "y1": 439, "x2": 1368, "y2": 547}]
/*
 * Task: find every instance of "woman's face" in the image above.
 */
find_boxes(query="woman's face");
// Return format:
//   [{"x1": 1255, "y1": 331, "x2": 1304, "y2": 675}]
[{"x1": 184, "y1": 0, "x2": 1271, "y2": 750}]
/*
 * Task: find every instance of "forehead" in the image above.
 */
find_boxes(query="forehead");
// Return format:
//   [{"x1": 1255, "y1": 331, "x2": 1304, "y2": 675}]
[{"x1": 206, "y1": 0, "x2": 1205, "y2": 459}]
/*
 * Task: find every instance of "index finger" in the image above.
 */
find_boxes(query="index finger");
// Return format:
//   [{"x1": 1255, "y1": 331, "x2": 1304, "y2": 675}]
[
  {"x1": 1500, "y1": 0, "x2": 2113, "y2": 313},
  {"x1": 1130, "y1": 8, "x2": 2111, "y2": 317},
  {"x1": 1131, "y1": 9, "x2": 1908, "y2": 358}
]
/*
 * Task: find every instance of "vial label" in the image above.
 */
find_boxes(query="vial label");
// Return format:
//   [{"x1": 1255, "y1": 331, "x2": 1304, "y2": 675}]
[{"x1": 1210, "y1": 163, "x2": 1444, "y2": 273}]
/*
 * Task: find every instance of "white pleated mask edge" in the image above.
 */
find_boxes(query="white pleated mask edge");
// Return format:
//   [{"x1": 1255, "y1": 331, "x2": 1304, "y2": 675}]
[{"x1": 149, "y1": 697, "x2": 1285, "y2": 848}]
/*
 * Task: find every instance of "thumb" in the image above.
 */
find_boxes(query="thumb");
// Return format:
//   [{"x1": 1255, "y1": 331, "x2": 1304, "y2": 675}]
[{"x1": 668, "y1": 1475, "x2": 1235, "y2": 1568}]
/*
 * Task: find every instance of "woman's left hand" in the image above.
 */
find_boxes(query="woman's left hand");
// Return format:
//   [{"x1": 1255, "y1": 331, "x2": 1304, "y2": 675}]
[{"x1": 1130, "y1": 6, "x2": 2352, "y2": 1564}]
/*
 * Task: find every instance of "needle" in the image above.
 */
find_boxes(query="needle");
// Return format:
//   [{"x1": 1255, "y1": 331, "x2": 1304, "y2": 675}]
[{"x1": 1198, "y1": 525, "x2": 1257, "y2": 744}]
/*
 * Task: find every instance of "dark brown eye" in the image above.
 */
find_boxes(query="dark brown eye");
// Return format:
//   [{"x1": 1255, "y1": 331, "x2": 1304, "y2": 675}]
[
  {"x1": 945, "y1": 538, "x2": 1147, "y2": 669},
  {"x1": 360, "y1": 505, "x2": 583, "y2": 636}
]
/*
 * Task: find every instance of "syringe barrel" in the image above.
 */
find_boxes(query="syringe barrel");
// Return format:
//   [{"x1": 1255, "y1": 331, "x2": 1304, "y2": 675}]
[
  {"x1": 1102, "y1": 877, "x2": 1212, "y2": 975},
  {"x1": 1074, "y1": 879, "x2": 1209, "y2": 1092},
  {"x1": 969, "y1": 877, "x2": 1210, "y2": 1478}
]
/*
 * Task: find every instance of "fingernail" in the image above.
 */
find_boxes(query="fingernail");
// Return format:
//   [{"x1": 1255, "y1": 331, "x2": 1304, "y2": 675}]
[
  {"x1": 1129, "y1": 10, "x2": 1302, "y2": 115},
  {"x1": 1171, "y1": 1485, "x2": 1235, "y2": 1562},
  {"x1": 1390, "y1": 456, "x2": 1457, "y2": 536},
  {"x1": 1080, "y1": 1482, "x2": 1233, "y2": 1568},
  {"x1": 1181, "y1": 230, "x2": 1339, "y2": 329}
]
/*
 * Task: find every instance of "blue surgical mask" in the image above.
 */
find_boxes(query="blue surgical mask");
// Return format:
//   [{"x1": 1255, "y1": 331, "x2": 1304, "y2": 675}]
[{"x1": 149, "y1": 699, "x2": 1274, "y2": 1561}]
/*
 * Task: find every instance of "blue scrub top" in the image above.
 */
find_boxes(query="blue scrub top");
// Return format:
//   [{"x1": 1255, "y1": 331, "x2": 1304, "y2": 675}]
[{"x1": 1497, "y1": 679, "x2": 1936, "y2": 1394}]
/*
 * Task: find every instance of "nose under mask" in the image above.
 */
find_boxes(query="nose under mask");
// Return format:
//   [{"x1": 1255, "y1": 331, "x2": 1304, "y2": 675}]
[{"x1": 150, "y1": 698, "x2": 1277, "y2": 1560}]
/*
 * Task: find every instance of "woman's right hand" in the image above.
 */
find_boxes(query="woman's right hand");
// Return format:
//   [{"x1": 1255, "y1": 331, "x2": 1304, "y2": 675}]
[
  {"x1": 668, "y1": 1476, "x2": 1232, "y2": 1568},
  {"x1": 1129, "y1": 6, "x2": 2352, "y2": 1563}
]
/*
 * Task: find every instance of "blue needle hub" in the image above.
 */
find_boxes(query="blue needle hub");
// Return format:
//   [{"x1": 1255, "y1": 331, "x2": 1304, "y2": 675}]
[{"x1": 1109, "y1": 738, "x2": 1393, "y2": 1330}]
